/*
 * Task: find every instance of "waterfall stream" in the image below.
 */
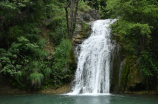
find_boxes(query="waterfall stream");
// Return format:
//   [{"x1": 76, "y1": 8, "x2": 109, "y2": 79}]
[{"x1": 71, "y1": 19, "x2": 117, "y2": 94}]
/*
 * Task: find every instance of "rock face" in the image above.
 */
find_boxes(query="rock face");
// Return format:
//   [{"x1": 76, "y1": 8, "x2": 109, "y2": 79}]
[
  {"x1": 77, "y1": 9, "x2": 100, "y2": 23},
  {"x1": 73, "y1": 9, "x2": 100, "y2": 41},
  {"x1": 72, "y1": 9, "x2": 100, "y2": 60},
  {"x1": 110, "y1": 46, "x2": 144, "y2": 94},
  {"x1": 72, "y1": 8, "x2": 148, "y2": 94}
]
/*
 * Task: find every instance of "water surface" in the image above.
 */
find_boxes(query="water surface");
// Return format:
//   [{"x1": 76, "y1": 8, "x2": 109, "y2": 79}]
[{"x1": 0, "y1": 94, "x2": 158, "y2": 104}]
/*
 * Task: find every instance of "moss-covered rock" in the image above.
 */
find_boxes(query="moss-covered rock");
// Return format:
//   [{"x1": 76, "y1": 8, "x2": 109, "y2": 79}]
[
  {"x1": 120, "y1": 55, "x2": 143, "y2": 92},
  {"x1": 110, "y1": 47, "x2": 144, "y2": 93},
  {"x1": 110, "y1": 46, "x2": 123, "y2": 93},
  {"x1": 72, "y1": 7, "x2": 100, "y2": 63},
  {"x1": 72, "y1": 9, "x2": 99, "y2": 44}
]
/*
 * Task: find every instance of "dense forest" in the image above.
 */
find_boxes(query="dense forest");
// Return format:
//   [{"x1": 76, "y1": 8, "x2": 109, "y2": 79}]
[
  {"x1": 107, "y1": 0, "x2": 158, "y2": 91},
  {"x1": 0, "y1": 0, "x2": 158, "y2": 92},
  {"x1": 0, "y1": 0, "x2": 79, "y2": 90}
]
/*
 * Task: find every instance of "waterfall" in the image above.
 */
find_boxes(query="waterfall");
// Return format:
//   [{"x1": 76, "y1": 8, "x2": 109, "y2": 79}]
[{"x1": 71, "y1": 19, "x2": 117, "y2": 94}]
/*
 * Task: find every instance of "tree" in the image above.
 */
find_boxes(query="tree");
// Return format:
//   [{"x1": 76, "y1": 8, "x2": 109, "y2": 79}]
[
  {"x1": 81, "y1": 0, "x2": 108, "y2": 18},
  {"x1": 0, "y1": 0, "x2": 76, "y2": 90},
  {"x1": 106, "y1": 0, "x2": 158, "y2": 89},
  {"x1": 106, "y1": 0, "x2": 158, "y2": 53},
  {"x1": 64, "y1": 0, "x2": 79, "y2": 38}
]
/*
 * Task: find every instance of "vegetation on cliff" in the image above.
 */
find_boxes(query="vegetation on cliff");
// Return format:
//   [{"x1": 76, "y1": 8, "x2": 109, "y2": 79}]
[
  {"x1": 106, "y1": 0, "x2": 158, "y2": 91},
  {"x1": 1, "y1": 0, "x2": 158, "y2": 93},
  {"x1": 0, "y1": 0, "x2": 78, "y2": 90}
]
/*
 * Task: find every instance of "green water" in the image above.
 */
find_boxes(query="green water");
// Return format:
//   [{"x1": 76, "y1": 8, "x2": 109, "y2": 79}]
[{"x1": 0, "y1": 94, "x2": 158, "y2": 104}]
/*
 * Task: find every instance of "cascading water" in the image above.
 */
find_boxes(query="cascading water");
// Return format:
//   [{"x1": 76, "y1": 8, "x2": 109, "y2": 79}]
[{"x1": 71, "y1": 19, "x2": 117, "y2": 94}]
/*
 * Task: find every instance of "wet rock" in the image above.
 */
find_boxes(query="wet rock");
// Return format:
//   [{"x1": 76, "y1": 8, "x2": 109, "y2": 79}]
[
  {"x1": 88, "y1": 9, "x2": 100, "y2": 21},
  {"x1": 72, "y1": 8, "x2": 100, "y2": 63},
  {"x1": 73, "y1": 38, "x2": 82, "y2": 44}
]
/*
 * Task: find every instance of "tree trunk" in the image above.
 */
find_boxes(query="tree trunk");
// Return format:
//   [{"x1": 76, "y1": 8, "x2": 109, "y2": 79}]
[
  {"x1": 69, "y1": 0, "x2": 75, "y2": 36},
  {"x1": 73, "y1": 0, "x2": 79, "y2": 33},
  {"x1": 69, "y1": 0, "x2": 79, "y2": 38},
  {"x1": 64, "y1": 5, "x2": 70, "y2": 38},
  {"x1": 64, "y1": 0, "x2": 79, "y2": 38}
]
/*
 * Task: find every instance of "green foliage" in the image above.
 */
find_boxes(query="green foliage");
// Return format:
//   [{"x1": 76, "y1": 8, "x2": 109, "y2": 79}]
[
  {"x1": 0, "y1": 35, "x2": 49, "y2": 88},
  {"x1": 28, "y1": 61, "x2": 44, "y2": 86},
  {"x1": 44, "y1": 4, "x2": 67, "y2": 46},
  {"x1": 136, "y1": 51, "x2": 158, "y2": 90},
  {"x1": 80, "y1": 21, "x2": 91, "y2": 38},
  {"x1": 0, "y1": 2, "x2": 50, "y2": 88},
  {"x1": 0, "y1": 0, "x2": 76, "y2": 91},
  {"x1": 48, "y1": 17, "x2": 67, "y2": 46},
  {"x1": 52, "y1": 39, "x2": 72, "y2": 86},
  {"x1": 30, "y1": 72, "x2": 44, "y2": 86},
  {"x1": 81, "y1": 0, "x2": 109, "y2": 18},
  {"x1": 111, "y1": 19, "x2": 151, "y2": 54},
  {"x1": 138, "y1": 51, "x2": 158, "y2": 78},
  {"x1": 106, "y1": 0, "x2": 158, "y2": 90},
  {"x1": 8, "y1": 26, "x2": 23, "y2": 40},
  {"x1": 82, "y1": 21, "x2": 88, "y2": 31},
  {"x1": 121, "y1": 56, "x2": 133, "y2": 90},
  {"x1": 78, "y1": 1, "x2": 91, "y2": 12},
  {"x1": 33, "y1": 0, "x2": 46, "y2": 20},
  {"x1": 0, "y1": 49, "x2": 18, "y2": 76}
]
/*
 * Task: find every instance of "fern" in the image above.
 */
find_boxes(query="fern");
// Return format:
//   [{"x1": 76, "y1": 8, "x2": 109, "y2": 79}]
[{"x1": 30, "y1": 72, "x2": 44, "y2": 86}]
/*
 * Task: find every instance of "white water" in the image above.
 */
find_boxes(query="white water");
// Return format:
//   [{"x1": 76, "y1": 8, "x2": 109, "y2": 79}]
[{"x1": 71, "y1": 19, "x2": 117, "y2": 95}]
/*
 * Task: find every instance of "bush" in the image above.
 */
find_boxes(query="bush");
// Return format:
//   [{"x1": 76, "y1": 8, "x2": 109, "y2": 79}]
[{"x1": 52, "y1": 39, "x2": 72, "y2": 86}]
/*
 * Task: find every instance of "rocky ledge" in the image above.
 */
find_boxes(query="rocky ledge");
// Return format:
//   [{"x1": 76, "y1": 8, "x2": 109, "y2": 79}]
[
  {"x1": 72, "y1": 9, "x2": 100, "y2": 61},
  {"x1": 72, "y1": 9, "x2": 100, "y2": 45}
]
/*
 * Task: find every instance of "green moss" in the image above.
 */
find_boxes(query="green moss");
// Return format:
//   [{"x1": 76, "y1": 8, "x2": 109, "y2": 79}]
[
  {"x1": 80, "y1": 21, "x2": 91, "y2": 38},
  {"x1": 111, "y1": 53, "x2": 120, "y2": 91},
  {"x1": 120, "y1": 55, "x2": 143, "y2": 91},
  {"x1": 78, "y1": 1, "x2": 91, "y2": 13},
  {"x1": 120, "y1": 55, "x2": 134, "y2": 90},
  {"x1": 82, "y1": 22, "x2": 88, "y2": 31},
  {"x1": 68, "y1": 48, "x2": 77, "y2": 74},
  {"x1": 77, "y1": 35, "x2": 84, "y2": 39},
  {"x1": 110, "y1": 47, "x2": 125, "y2": 92}
]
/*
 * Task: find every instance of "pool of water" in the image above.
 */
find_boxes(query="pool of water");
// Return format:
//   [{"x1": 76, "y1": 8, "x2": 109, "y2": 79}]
[{"x1": 0, "y1": 93, "x2": 158, "y2": 104}]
